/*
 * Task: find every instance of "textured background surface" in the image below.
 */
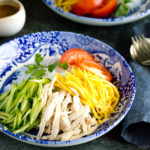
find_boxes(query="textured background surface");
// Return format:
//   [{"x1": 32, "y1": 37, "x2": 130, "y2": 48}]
[{"x1": 0, "y1": 0, "x2": 150, "y2": 149}]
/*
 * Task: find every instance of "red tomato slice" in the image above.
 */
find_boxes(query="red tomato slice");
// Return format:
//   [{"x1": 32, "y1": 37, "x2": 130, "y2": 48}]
[
  {"x1": 79, "y1": 60, "x2": 113, "y2": 81},
  {"x1": 60, "y1": 48, "x2": 113, "y2": 81},
  {"x1": 59, "y1": 48, "x2": 94, "y2": 65},
  {"x1": 71, "y1": 0, "x2": 103, "y2": 16},
  {"x1": 91, "y1": 0, "x2": 117, "y2": 18}
]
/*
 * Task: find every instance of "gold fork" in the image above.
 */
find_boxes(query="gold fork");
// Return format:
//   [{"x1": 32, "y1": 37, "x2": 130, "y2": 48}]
[{"x1": 130, "y1": 35, "x2": 150, "y2": 65}]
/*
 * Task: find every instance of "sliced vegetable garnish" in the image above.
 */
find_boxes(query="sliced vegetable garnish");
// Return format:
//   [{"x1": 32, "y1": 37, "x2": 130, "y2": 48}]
[
  {"x1": 59, "y1": 62, "x2": 68, "y2": 70},
  {"x1": 25, "y1": 53, "x2": 45, "y2": 78},
  {"x1": 31, "y1": 69, "x2": 46, "y2": 78},
  {"x1": 35, "y1": 53, "x2": 44, "y2": 66},
  {"x1": 115, "y1": 0, "x2": 131, "y2": 16},
  {"x1": 59, "y1": 48, "x2": 94, "y2": 65},
  {"x1": 26, "y1": 54, "x2": 69, "y2": 77},
  {"x1": 79, "y1": 60, "x2": 113, "y2": 81},
  {"x1": 0, "y1": 77, "x2": 49, "y2": 133},
  {"x1": 48, "y1": 61, "x2": 59, "y2": 72},
  {"x1": 48, "y1": 61, "x2": 68, "y2": 72},
  {"x1": 71, "y1": 0, "x2": 103, "y2": 15},
  {"x1": 91, "y1": 0, "x2": 117, "y2": 18},
  {"x1": 60, "y1": 48, "x2": 112, "y2": 81}
]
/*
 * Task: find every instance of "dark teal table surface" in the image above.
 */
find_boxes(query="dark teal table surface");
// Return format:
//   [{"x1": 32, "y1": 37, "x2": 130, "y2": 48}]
[{"x1": 0, "y1": 0, "x2": 150, "y2": 149}]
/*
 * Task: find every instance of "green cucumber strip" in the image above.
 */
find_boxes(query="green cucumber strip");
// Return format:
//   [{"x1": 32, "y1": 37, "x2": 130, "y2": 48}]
[
  {"x1": 0, "y1": 91, "x2": 10, "y2": 102},
  {"x1": 10, "y1": 83, "x2": 30, "y2": 112},
  {"x1": 23, "y1": 116, "x2": 27, "y2": 126},
  {"x1": 17, "y1": 110, "x2": 23, "y2": 128},
  {"x1": 20, "y1": 97, "x2": 30, "y2": 115},
  {"x1": 27, "y1": 118, "x2": 40, "y2": 131},
  {"x1": 37, "y1": 83, "x2": 44, "y2": 99},
  {"x1": 31, "y1": 77, "x2": 50, "y2": 84},
  {"x1": 1, "y1": 114, "x2": 14, "y2": 124},
  {"x1": 0, "y1": 115, "x2": 7, "y2": 120},
  {"x1": 6, "y1": 83, "x2": 18, "y2": 113},
  {"x1": 9, "y1": 93, "x2": 25, "y2": 113},
  {"x1": 13, "y1": 122, "x2": 30, "y2": 134},
  {"x1": 27, "y1": 81, "x2": 38, "y2": 98},
  {"x1": 0, "y1": 97, "x2": 9, "y2": 110},
  {"x1": 13, "y1": 114, "x2": 18, "y2": 130},
  {"x1": 17, "y1": 78, "x2": 30, "y2": 91},
  {"x1": 30, "y1": 98, "x2": 42, "y2": 125},
  {"x1": 22, "y1": 109, "x2": 31, "y2": 121},
  {"x1": 3, "y1": 125, "x2": 9, "y2": 130},
  {"x1": 0, "y1": 77, "x2": 49, "y2": 133},
  {"x1": 0, "y1": 111, "x2": 10, "y2": 118},
  {"x1": 11, "y1": 80, "x2": 34, "y2": 112}
]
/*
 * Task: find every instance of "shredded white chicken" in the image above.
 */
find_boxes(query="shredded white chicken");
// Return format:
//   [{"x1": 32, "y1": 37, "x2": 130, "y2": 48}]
[
  {"x1": 70, "y1": 125, "x2": 98, "y2": 141},
  {"x1": 71, "y1": 95, "x2": 80, "y2": 112},
  {"x1": 38, "y1": 76, "x2": 98, "y2": 141},
  {"x1": 49, "y1": 90, "x2": 66, "y2": 140},
  {"x1": 61, "y1": 92, "x2": 72, "y2": 112},
  {"x1": 37, "y1": 92, "x2": 58, "y2": 137},
  {"x1": 60, "y1": 115, "x2": 71, "y2": 132},
  {"x1": 41, "y1": 76, "x2": 57, "y2": 107}
]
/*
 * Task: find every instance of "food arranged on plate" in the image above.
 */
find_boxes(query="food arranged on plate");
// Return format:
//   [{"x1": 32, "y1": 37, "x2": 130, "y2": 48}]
[
  {"x1": 0, "y1": 48, "x2": 120, "y2": 141},
  {"x1": 55, "y1": 0, "x2": 142, "y2": 18}
]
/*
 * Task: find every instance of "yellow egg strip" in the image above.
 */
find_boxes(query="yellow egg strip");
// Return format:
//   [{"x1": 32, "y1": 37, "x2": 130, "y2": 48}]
[
  {"x1": 55, "y1": 67, "x2": 120, "y2": 123},
  {"x1": 54, "y1": 79, "x2": 75, "y2": 96},
  {"x1": 55, "y1": 0, "x2": 77, "y2": 12}
]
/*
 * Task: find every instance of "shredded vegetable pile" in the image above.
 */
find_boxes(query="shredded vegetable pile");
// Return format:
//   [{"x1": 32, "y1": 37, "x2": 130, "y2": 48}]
[
  {"x1": 0, "y1": 78, "x2": 49, "y2": 133},
  {"x1": 55, "y1": 67, "x2": 120, "y2": 124},
  {"x1": 37, "y1": 76, "x2": 98, "y2": 141},
  {"x1": 0, "y1": 49, "x2": 121, "y2": 141}
]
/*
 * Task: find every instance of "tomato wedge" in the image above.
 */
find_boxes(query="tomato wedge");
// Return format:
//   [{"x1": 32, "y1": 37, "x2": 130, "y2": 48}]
[
  {"x1": 60, "y1": 48, "x2": 113, "y2": 81},
  {"x1": 91, "y1": 0, "x2": 117, "y2": 18},
  {"x1": 71, "y1": 0, "x2": 103, "y2": 16},
  {"x1": 79, "y1": 60, "x2": 113, "y2": 81},
  {"x1": 59, "y1": 48, "x2": 94, "y2": 65}
]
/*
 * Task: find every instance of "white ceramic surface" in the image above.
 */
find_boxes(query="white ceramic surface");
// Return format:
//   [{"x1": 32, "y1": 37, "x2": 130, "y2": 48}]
[{"x1": 0, "y1": 0, "x2": 26, "y2": 37}]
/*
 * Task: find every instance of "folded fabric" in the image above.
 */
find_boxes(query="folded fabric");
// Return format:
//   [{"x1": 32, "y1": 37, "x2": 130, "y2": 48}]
[
  {"x1": 132, "y1": 23, "x2": 150, "y2": 37},
  {"x1": 121, "y1": 23, "x2": 150, "y2": 147}
]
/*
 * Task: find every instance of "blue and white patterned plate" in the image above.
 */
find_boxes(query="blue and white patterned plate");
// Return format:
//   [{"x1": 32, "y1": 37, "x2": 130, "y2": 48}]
[
  {"x1": 43, "y1": 0, "x2": 150, "y2": 26},
  {"x1": 0, "y1": 31, "x2": 136, "y2": 147}
]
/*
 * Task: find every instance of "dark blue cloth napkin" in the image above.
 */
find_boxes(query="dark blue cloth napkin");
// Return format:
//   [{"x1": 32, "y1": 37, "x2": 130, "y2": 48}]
[{"x1": 121, "y1": 23, "x2": 150, "y2": 147}]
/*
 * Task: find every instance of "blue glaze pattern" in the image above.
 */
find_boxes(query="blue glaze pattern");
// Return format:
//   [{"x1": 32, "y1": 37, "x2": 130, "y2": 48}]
[
  {"x1": 43, "y1": 0, "x2": 150, "y2": 26},
  {"x1": 0, "y1": 31, "x2": 136, "y2": 147}
]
